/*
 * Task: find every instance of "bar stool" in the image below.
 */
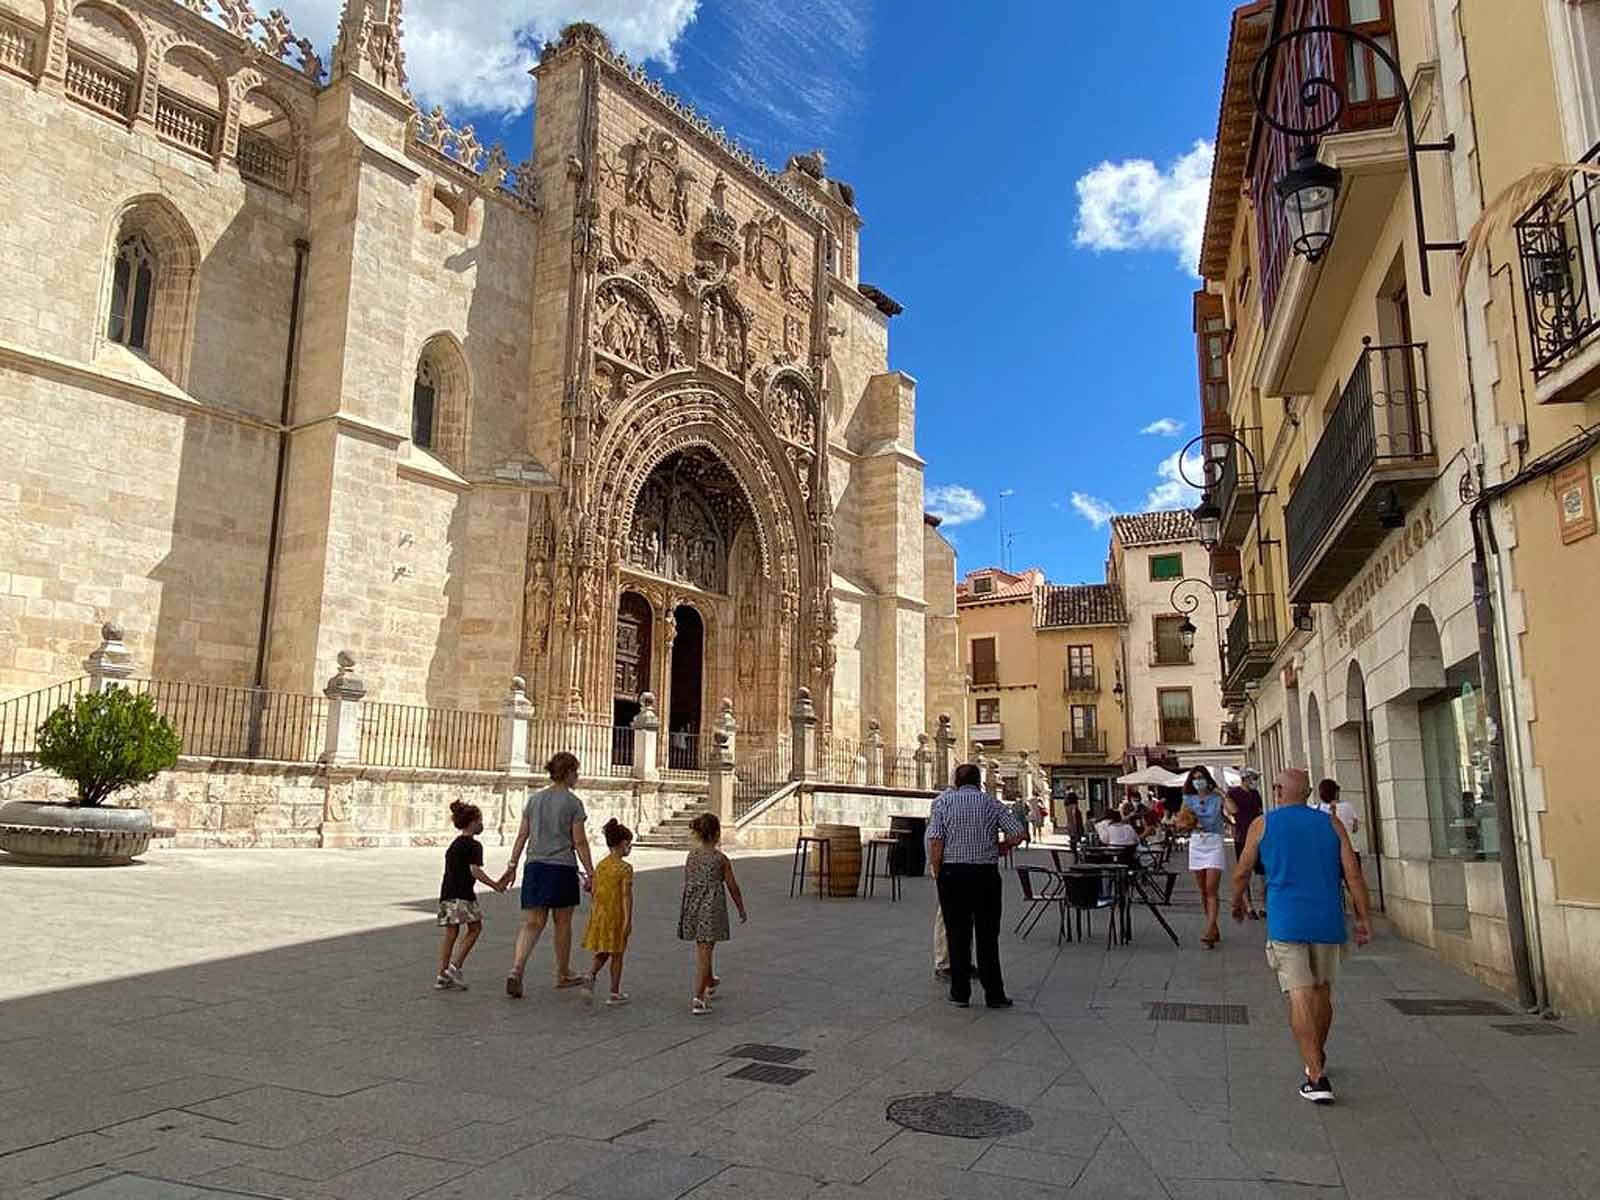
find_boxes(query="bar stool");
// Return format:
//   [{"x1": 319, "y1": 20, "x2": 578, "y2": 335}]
[
  {"x1": 861, "y1": 836, "x2": 901, "y2": 900},
  {"x1": 790, "y1": 834, "x2": 832, "y2": 898}
]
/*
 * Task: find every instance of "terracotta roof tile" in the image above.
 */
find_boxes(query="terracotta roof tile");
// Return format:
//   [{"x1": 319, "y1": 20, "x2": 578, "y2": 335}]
[
  {"x1": 1036, "y1": 584, "x2": 1127, "y2": 628},
  {"x1": 957, "y1": 567, "x2": 1043, "y2": 604},
  {"x1": 1111, "y1": 510, "x2": 1197, "y2": 548}
]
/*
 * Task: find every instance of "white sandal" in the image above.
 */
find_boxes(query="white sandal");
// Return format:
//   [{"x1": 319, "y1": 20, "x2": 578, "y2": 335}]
[
  {"x1": 606, "y1": 992, "x2": 631, "y2": 1006},
  {"x1": 691, "y1": 996, "x2": 712, "y2": 1015}
]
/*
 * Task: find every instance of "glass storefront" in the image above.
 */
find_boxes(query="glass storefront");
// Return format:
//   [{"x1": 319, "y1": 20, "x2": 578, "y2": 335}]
[{"x1": 1419, "y1": 670, "x2": 1500, "y2": 861}]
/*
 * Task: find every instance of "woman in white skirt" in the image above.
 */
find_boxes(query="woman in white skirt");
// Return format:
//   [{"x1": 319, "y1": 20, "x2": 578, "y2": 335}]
[{"x1": 1183, "y1": 766, "x2": 1227, "y2": 948}]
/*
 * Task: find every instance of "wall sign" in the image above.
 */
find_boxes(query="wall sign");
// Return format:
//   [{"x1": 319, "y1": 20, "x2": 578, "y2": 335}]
[
  {"x1": 1331, "y1": 507, "x2": 1437, "y2": 649},
  {"x1": 1555, "y1": 460, "x2": 1595, "y2": 545}
]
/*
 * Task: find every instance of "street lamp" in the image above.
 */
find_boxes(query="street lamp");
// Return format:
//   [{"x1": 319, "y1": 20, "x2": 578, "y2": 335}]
[
  {"x1": 1170, "y1": 576, "x2": 1226, "y2": 670},
  {"x1": 1193, "y1": 492, "x2": 1222, "y2": 549},
  {"x1": 1178, "y1": 615, "x2": 1198, "y2": 652},
  {"x1": 1276, "y1": 142, "x2": 1342, "y2": 262},
  {"x1": 1251, "y1": 23, "x2": 1463, "y2": 296},
  {"x1": 1179, "y1": 433, "x2": 1272, "y2": 562}
]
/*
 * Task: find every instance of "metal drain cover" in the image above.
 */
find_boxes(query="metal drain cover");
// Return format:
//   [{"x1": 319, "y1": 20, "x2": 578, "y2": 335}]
[
  {"x1": 1387, "y1": 998, "x2": 1512, "y2": 1016},
  {"x1": 728, "y1": 1062, "x2": 812, "y2": 1085},
  {"x1": 1493, "y1": 1023, "x2": 1573, "y2": 1037},
  {"x1": 1148, "y1": 1002, "x2": 1249, "y2": 1025},
  {"x1": 727, "y1": 1043, "x2": 808, "y2": 1064},
  {"x1": 886, "y1": 1093, "x2": 1034, "y2": 1139}
]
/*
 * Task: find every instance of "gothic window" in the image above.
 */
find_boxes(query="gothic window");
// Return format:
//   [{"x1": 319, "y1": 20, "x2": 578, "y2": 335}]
[
  {"x1": 412, "y1": 357, "x2": 437, "y2": 449},
  {"x1": 107, "y1": 235, "x2": 155, "y2": 351},
  {"x1": 102, "y1": 197, "x2": 200, "y2": 385}
]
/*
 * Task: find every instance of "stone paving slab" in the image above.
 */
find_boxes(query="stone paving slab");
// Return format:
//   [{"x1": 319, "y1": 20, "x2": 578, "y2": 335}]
[{"x1": 2, "y1": 845, "x2": 1598, "y2": 1199}]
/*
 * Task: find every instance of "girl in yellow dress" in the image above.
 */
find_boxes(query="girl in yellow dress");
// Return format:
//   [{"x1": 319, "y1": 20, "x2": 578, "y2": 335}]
[{"x1": 581, "y1": 819, "x2": 634, "y2": 1005}]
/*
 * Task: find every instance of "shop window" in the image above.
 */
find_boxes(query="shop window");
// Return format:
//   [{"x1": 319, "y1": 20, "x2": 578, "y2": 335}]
[
  {"x1": 1420, "y1": 680, "x2": 1499, "y2": 861},
  {"x1": 1149, "y1": 552, "x2": 1183, "y2": 581}
]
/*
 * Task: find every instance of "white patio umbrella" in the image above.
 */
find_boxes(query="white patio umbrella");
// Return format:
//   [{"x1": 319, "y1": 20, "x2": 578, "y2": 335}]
[{"x1": 1114, "y1": 765, "x2": 1188, "y2": 788}]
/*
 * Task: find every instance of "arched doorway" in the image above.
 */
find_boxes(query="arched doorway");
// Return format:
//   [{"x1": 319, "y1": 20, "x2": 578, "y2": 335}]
[
  {"x1": 1306, "y1": 692, "x2": 1326, "y2": 784},
  {"x1": 1332, "y1": 659, "x2": 1385, "y2": 910},
  {"x1": 668, "y1": 605, "x2": 705, "y2": 768},
  {"x1": 613, "y1": 590, "x2": 653, "y2": 731}
]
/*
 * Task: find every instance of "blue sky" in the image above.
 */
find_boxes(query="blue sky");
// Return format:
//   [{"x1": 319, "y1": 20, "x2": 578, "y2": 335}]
[{"x1": 285, "y1": 0, "x2": 1233, "y2": 583}]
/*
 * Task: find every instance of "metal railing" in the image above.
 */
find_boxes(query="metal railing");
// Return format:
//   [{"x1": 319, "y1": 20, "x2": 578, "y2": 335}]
[
  {"x1": 1063, "y1": 666, "x2": 1100, "y2": 693},
  {"x1": 663, "y1": 730, "x2": 706, "y2": 776},
  {"x1": 65, "y1": 50, "x2": 134, "y2": 120},
  {"x1": 1515, "y1": 142, "x2": 1600, "y2": 376},
  {"x1": 1285, "y1": 340, "x2": 1433, "y2": 583},
  {"x1": 816, "y1": 734, "x2": 865, "y2": 784},
  {"x1": 358, "y1": 699, "x2": 497, "y2": 772},
  {"x1": 1150, "y1": 639, "x2": 1192, "y2": 668},
  {"x1": 733, "y1": 733, "x2": 792, "y2": 819},
  {"x1": 238, "y1": 130, "x2": 293, "y2": 190},
  {"x1": 0, "y1": 10, "x2": 38, "y2": 77},
  {"x1": 133, "y1": 679, "x2": 327, "y2": 764},
  {"x1": 155, "y1": 90, "x2": 218, "y2": 157},
  {"x1": 1062, "y1": 730, "x2": 1107, "y2": 757},
  {"x1": 1225, "y1": 593, "x2": 1279, "y2": 681},
  {"x1": 883, "y1": 747, "x2": 920, "y2": 790},
  {"x1": 527, "y1": 718, "x2": 630, "y2": 778},
  {"x1": 0, "y1": 677, "x2": 91, "y2": 781}
]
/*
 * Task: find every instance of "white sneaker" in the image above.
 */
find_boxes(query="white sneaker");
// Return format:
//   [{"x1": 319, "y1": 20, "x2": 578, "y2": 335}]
[
  {"x1": 444, "y1": 963, "x2": 468, "y2": 989},
  {"x1": 434, "y1": 975, "x2": 456, "y2": 990},
  {"x1": 606, "y1": 992, "x2": 631, "y2": 1006},
  {"x1": 691, "y1": 996, "x2": 712, "y2": 1015}
]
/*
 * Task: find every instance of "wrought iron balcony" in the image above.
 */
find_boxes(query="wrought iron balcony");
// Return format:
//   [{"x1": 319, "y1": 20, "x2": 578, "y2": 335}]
[
  {"x1": 1514, "y1": 143, "x2": 1600, "y2": 399},
  {"x1": 1063, "y1": 666, "x2": 1100, "y2": 695},
  {"x1": 1284, "y1": 341, "x2": 1436, "y2": 603},
  {"x1": 1149, "y1": 640, "x2": 1192, "y2": 668},
  {"x1": 1221, "y1": 719, "x2": 1245, "y2": 747},
  {"x1": 1062, "y1": 730, "x2": 1107, "y2": 758},
  {"x1": 1207, "y1": 425, "x2": 1264, "y2": 548},
  {"x1": 1224, "y1": 592, "x2": 1278, "y2": 691},
  {"x1": 1158, "y1": 718, "x2": 1198, "y2": 746}
]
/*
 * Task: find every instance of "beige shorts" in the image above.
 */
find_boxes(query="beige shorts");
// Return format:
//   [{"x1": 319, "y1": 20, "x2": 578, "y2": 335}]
[{"x1": 1265, "y1": 940, "x2": 1349, "y2": 992}]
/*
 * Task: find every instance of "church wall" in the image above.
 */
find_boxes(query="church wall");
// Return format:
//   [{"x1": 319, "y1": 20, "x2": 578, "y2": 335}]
[
  {"x1": 0, "y1": 365, "x2": 276, "y2": 692},
  {"x1": 830, "y1": 582, "x2": 871, "y2": 739},
  {"x1": 827, "y1": 285, "x2": 890, "y2": 454},
  {"x1": 923, "y1": 525, "x2": 964, "y2": 744}
]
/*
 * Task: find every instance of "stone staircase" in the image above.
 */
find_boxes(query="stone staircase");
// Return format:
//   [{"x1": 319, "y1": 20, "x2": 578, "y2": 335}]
[{"x1": 634, "y1": 795, "x2": 712, "y2": 849}]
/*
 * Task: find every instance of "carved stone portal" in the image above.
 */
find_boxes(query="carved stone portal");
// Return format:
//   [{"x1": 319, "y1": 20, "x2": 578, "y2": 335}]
[
  {"x1": 625, "y1": 448, "x2": 750, "y2": 594},
  {"x1": 593, "y1": 278, "x2": 667, "y2": 375}
]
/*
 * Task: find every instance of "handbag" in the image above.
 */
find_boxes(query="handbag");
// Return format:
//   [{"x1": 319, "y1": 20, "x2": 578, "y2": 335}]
[{"x1": 1173, "y1": 805, "x2": 1199, "y2": 834}]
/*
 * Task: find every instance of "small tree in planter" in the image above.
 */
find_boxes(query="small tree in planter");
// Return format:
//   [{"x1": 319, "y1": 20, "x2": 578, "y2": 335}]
[{"x1": 36, "y1": 689, "x2": 180, "y2": 806}]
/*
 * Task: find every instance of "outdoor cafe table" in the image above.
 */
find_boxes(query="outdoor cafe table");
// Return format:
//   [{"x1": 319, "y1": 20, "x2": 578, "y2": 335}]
[{"x1": 1059, "y1": 860, "x2": 1181, "y2": 948}]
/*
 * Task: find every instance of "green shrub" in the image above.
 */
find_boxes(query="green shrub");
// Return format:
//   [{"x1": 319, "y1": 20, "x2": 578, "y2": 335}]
[{"x1": 36, "y1": 689, "x2": 180, "y2": 807}]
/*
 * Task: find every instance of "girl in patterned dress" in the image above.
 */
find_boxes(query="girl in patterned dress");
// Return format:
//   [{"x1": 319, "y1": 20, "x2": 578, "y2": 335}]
[
  {"x1": 580, "y1": 819, "x2": 635, "y2": 1005},
  {"x1": 435, "y1": 801, "x2": 506, "y2": 991},
  {"x1": 677, "y1": 813, "x2": 746, "y2": 1015}
]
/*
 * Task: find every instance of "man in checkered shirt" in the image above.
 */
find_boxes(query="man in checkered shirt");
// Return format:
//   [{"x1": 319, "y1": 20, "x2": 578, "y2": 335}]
[{"x1": 928, "y1": 763, "x2": 1025, "y2": 1008}]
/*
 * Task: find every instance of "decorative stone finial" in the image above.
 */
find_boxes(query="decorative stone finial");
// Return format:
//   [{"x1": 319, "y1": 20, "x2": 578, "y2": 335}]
[
  {"x1": 510, "y1": 675, "x2": 527, "y2": 694},
  {"x1": 331, "y1": 0, "x2": 409, "y2": 96},
  {"x1": 917, "y1": 732, "x2": 929, "y2": 748},
  {"x1": 101, "y1": 621, "x2": 124, "y2": 643},
  {"x1": 324, "y1": 651, "x2": 366, "y2": 701},
  {"x1": 336, "y1": 649, "x2": 356, "y2": 669}
]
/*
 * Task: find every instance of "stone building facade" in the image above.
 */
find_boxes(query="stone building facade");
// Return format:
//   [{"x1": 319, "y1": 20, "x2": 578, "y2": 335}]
[{"x1": 0, "y1": 1, "x2": 960, "y2": 759}]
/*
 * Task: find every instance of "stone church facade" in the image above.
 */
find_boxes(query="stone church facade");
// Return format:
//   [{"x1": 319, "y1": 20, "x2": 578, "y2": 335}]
[{"x1": 0, "y1": 1, "x2": 959, "y2": 756}]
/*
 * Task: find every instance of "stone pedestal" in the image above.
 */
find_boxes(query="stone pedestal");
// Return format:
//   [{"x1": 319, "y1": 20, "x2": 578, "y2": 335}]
[
  {"x1": 497, "y1": 677, "x2": 533, "y2": 773},
  {"x1": 866, "y1": 719, "x2": 885, "y2": 786},
  {"x1": 632, "y1": 691, "x2": 661, "y2": 782},
  {"x1": 791, "y1": 687, "x2": 817, "y2": 781},
  {"x1": 934, "y1": 714, "x2": 954, "y2": 788},
  {"x1": 915, "y1": 732, "x2": 932, "y2": 791},
  {"x1": 85, "y1": 623, "x2": 134, "y2": 693}
]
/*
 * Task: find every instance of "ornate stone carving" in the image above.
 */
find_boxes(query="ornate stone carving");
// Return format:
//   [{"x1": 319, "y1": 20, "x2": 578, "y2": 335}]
[
  {"x1": 623, "y1": 126, "x2": 694, "y2": 233},
  {"x1": 768, "y1": 371, "x2": 816, "y2": 449},
  {"x1": 699, "y1": 288, "x2": 748, "y2": 379},
  {"x1": 610, "y1": 208, "x2": 640, "y2": 263},
  {"x1": 627, "y1": 471, "x2": 727, "y2": 593},
  {"x1": 743, "y1": 208, "x2": 794, "y2": 293},
  {"x1": 593, "y1": 278, "x2": 667, "y2": 374},
  {"x1": 181, "y1": 0, "x2": 323, "y2": 77},
  {"x1": 779, "y1": 314, "x2": 805, "y2": 364}
]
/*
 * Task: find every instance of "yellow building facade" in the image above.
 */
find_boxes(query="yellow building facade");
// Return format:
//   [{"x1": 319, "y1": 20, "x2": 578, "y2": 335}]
[{"x1": 1198, "y1": 0, "x2": 1600, "y2": 1014}]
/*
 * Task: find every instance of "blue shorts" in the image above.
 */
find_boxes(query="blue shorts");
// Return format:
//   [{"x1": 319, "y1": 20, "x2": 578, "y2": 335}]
[{"x1": 521, "y1": 861, "x2": 580, "y2": 910}]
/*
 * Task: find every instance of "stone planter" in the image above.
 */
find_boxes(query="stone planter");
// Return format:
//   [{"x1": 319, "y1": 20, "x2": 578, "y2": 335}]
[{"x1": 0, "y1": 800, "x2": 163, "y2": 865}]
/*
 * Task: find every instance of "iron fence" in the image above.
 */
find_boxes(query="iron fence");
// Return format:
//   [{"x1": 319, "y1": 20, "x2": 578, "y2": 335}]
[
  {"x1": 528, "y1": 718, "x2": 631, "y2": 778},
  {"x1": 1515, "y1": 141, "x2": 1600, "y2": 376},
  {"x1": 816, "y1": 735, "x2": 865, "y2": 785},
  {"x1": 883, "y1": 746, "x2": 920, "y2": 790},
  {"x1": 0, "y1": 677, "x2": 90, "y2": 781},
  {"x1": 357, "y1": 698, "x2": 497, "y2": 772},
  {"x1": 733, "y1": 732, "x2": 793, "y2": 819},
  {"x1": 132, "y1": 678, "x2": 328, "y2": 764}
]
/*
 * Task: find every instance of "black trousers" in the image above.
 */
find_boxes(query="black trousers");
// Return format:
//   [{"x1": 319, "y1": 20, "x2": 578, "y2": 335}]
[{"x1": 936, "y1": 863, "x2": 1005, "y2": 1003}]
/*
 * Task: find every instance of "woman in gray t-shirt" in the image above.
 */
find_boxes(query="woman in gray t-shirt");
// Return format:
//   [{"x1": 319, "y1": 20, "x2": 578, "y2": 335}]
[{"x1": 501, "y1": 752, "x2": 597, "y2": 998}]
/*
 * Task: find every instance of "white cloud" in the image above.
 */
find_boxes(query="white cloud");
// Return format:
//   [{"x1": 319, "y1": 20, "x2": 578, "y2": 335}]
[
  {"x1": 289, "y1": 0, "x2": 700, "y2": 114},
  {"x1": 1070, "y1": 493, "x2": 1116, "y2": 529},
  {"x1": 1141, "y1": 417, "x2": 1185, "y2": 437},
  {"x1": 926, "y1": 484, "x2": 987, "y2": 527},
  {"x1": 1073, "y1": 139, "x2": 1215, "y2": 273},
  {"x1": 1144, "y1": 448, "x2": 1204, "y2": 511}
]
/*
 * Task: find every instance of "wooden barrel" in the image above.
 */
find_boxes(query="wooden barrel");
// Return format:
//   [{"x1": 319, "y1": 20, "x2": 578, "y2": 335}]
[{"x1": 810, "y1": 823, "x2": 862, "y2": 897}]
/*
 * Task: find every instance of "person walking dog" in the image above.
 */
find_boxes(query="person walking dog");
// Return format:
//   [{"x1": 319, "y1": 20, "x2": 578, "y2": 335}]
[
  {"x1": 928, "y1": 763, "x2": 1025, "y2": 1009},
  {"x1": 1232, "y1": 768, "x2": 1372, "y2": 1105}
]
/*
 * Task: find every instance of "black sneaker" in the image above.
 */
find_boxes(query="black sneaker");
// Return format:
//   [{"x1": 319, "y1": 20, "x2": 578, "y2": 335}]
[
  {"x1": 986, "y1": 997, "x2": 1015, "y2": 1009},
  {"x1": 947, "y1": 996, "x2": 970, "y2": 1008},
  {"x1": 1299, "y1": 1076, "x2": 1334, "y2": 1104}
]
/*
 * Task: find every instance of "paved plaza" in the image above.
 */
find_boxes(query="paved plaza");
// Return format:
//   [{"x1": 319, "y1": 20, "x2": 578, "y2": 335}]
[{"x1": 1, "y1": 845, "x2": 1597, "y2": 1200}]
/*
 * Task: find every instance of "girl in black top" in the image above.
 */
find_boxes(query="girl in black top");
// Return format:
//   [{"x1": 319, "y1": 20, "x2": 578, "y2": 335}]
[{"x1": 436, "y1": 800, "x2": 505, "y2": 990}]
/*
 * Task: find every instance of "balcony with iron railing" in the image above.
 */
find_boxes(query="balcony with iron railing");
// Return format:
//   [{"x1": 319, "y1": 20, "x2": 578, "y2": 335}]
[
  {"x1": 1224, "y1": 592, "x2": 1279, "y2": 691},
  {"x1": 1063, "y1": 666, "x2": 1100, "y2": 695},
  {"x1": 1284, "y1": 340, "x2": 1436, "y2": 602},
  {"x1": 1062, "y1": 730, "x2": 1107, "y2": 759},
  {"x1": 1513, "y1": 141, "x2": 1600, "y2": 402},
  {"x1": 1207, "y1": 425, "x2": 1265, "y2": 549},
  {"x1": 1149, "y1": 640, "x2": 1193, "y2": 669},
  {"x1": 1159, "y1": 718, "x2": 1198, "y2": 746}
]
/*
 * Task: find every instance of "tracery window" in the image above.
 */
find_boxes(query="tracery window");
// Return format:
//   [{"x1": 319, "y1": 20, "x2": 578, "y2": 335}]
[
  {"x1": 412, "y1": 357, "x2": 437, "y2": 449},
  {"x1": 107, "y1": 235, "x2": 155, "y2": 351}
]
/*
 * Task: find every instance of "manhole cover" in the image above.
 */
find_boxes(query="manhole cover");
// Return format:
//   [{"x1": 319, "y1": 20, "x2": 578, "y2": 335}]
[
  {"x1": 1148, "y1": 1002, "x2": 1249, "y2": 1025},
  {"x1": 727, "y1": 1043, "x2": 807, "y2": 1064},
  {"x1": 1387, "y1": 998, "x2": 1511, "y2": 1016},
  {"x1": 1493, "y1": 1023, "x2": 1573, "y2": 1037},
  {"x1": 886, "y1": 1093, "x2": 1034, "y2": 1139},
  {"x1": 728, "y1": 1063, "x2": 813, "y2": 1086}
]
